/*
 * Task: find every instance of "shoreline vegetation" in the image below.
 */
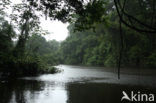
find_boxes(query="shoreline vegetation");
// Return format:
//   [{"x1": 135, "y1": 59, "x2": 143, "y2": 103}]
[
  {"x1": 0, "y1": 58, "x2": 61, "y2": 79},
  {"x1": 0, "y1": 66, "x2": 61, "y2": 80}
]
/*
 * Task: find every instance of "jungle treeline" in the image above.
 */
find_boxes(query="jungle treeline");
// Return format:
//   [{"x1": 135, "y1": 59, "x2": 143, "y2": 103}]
[
  {"x1": 61, "y1": 0, "x2": 156, "y2": 68},
  {"x1": 61, "y1": 24, "x2": 156, "y2": 67},
  {"x1": 0, "y1": 0, "x2": 156, "y2": 78}
]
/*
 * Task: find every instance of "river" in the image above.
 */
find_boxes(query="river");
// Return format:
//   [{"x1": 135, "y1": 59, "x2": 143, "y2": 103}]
[{"x1": 0, "y1": 65, "x2": 156, "y2": 103}]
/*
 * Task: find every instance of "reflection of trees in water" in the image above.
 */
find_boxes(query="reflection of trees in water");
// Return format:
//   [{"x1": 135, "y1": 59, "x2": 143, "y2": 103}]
[
  {"x1": 66, "y1": 83, "x2": 156, "y2": 103},
  {"x1": 1, "y1": 80, "x2": 156, "y2": 103},
  {"x1": 0, "y1": 80, "x2": 45, "y2": 103},
  {"x1": 0, "y1": 82, "x2": 13, "y2": 103}
]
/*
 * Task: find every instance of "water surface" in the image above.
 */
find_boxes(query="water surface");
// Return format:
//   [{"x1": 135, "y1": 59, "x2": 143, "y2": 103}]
[{"x1": 0, "y1": 65, "x2": 156, "y2": 103}]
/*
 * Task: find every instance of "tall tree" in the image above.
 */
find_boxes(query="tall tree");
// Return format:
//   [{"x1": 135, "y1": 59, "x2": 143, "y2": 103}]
[{"x1": 11, "y1": 3, "x2": 40, "y2": 57}]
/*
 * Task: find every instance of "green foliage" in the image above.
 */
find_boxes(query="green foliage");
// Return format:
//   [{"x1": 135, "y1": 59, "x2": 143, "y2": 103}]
[
  {"x1": 146, "y1": 52, "x2": 156, "y2": 68},
  {"x1": 0, "y1": 8, "x2": 60, "y2": 78},
  {"x1": 26, "y1": 34, "x2": 61, "y2": 65},
  {"x1": 43, "y1": 66, "x2": 60, "y2": 74},
  {"x1": 61, "y1": 16, "x2": 156, "y2": 68}
]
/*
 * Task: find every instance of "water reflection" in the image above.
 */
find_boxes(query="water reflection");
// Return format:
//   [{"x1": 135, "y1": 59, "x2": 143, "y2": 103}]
[
  {"x1": 0, "y1": 80, "x2": 44, "y2": 103},
  {"x1": 67, "y1": 83, "x2": 156, "y2": 103},
  {"x1": 1, "y1": 80, "x2": 156, "y2": 103},
  {"x1": 0, "y1": 80, "x2": 68, "y2": 103},
  {"x1": 0, "y1": 65, "x2": 156, "y2": 103}
]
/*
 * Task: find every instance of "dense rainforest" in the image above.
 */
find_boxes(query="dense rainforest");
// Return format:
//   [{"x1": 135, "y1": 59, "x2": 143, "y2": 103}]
[{"x1": 0, "y1": 0, "x2": 156, "y2": 78}]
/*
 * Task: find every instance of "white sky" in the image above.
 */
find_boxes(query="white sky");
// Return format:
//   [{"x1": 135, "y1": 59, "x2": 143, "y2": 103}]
[
  {"x1": 5, "y1": 0, "x2": 69, "y2": 41},
  {"x1": 40, "y1": 18, "x2": 69, "y2": 41}
]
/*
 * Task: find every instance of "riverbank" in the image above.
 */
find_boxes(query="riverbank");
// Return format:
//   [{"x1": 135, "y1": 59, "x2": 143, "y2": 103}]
[{"x1": 0, "y1": 66, "x2": 60, "y2": 80}]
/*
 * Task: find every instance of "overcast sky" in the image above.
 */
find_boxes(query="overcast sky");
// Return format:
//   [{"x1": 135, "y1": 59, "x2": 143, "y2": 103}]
[
  {"x1": 40, "y1": 18, "x2": 69, "y2": 41},
  {"x1": 7, "y1": 0, "x2": 69, "y2": 41}
]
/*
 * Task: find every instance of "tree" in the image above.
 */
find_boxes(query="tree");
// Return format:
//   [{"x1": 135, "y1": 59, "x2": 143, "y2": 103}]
[
  {"x1": 10, "y1": 3, "x2": 40, "y2": 57},
  {"x1": 114, "y1": 0, "x2": 156, "y2": 33}
]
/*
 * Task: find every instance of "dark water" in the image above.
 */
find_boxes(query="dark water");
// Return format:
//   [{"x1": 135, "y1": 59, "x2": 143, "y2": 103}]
[{"x1": 0, "y1": 65, "x2": 156, "y2": 103}]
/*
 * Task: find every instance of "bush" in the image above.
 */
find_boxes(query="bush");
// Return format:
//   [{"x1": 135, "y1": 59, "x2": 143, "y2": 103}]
[
  {"x1": 0, "y1": 54, "x2": 58, "y2": 78},
  {"x1": 40, "y1": 66, "x2": 61, "y2": 74},
  {"x1": 146, "y1": 52, "x2": 156, "y2": 68}
]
